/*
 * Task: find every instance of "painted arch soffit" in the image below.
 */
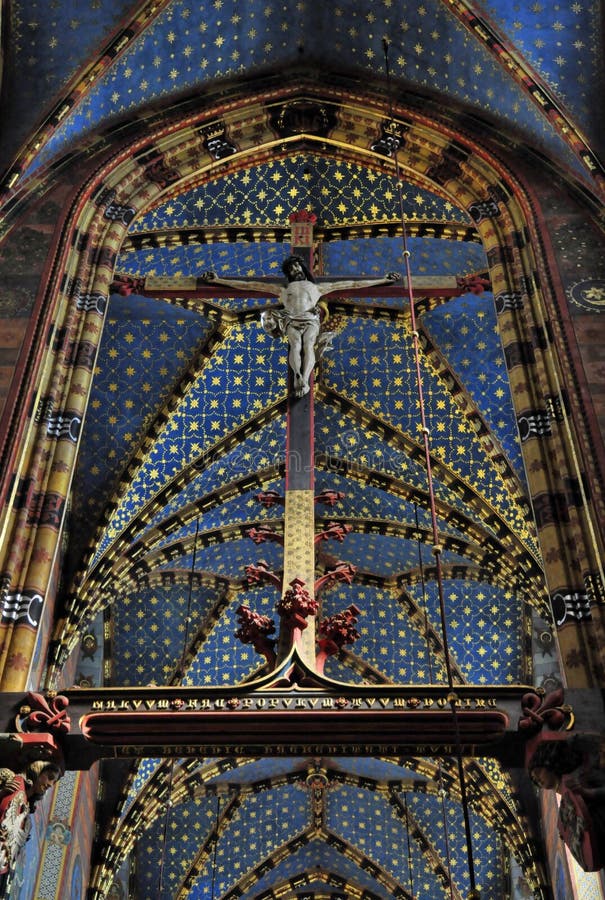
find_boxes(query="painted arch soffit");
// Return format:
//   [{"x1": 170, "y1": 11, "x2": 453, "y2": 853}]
[{"x1": 1, "y1": 0, "x2": 603, "y2": 199}]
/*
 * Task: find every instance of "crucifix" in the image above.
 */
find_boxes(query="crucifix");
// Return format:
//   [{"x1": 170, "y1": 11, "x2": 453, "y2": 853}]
[{"x1": 197, "y1": 217, "x2": 399, "y2": 670}]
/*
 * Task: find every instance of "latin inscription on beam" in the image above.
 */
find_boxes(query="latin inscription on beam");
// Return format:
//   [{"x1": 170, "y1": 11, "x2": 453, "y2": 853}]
[
  {"x1": 0, "y1": 684, "x2": 579, "y2": 770},
  {"x1": 87, "y1": 694, "x2": 499, "y2": 711},
  {"x1": 111, "y1": 743, "x2": 461, "y2": 758},
  {"x1": 69, "y1": 684, "x2": 526, "y2": 767}
]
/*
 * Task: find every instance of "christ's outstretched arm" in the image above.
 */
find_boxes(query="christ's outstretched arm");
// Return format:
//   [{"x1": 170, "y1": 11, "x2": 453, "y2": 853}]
[
  {"x1": 316, "y1": 271, "x2": 401, "y2": 297},
  {"x1": 200, "y1": 270, "x2": 282, "y2": 297}
]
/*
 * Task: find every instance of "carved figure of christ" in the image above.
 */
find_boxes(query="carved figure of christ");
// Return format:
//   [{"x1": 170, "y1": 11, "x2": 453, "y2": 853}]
[{"x1": 201, "y1": 256, "x2": 400, "y2": 396}]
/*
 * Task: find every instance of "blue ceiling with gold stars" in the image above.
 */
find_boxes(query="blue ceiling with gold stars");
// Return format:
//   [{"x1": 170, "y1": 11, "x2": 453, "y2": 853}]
[
  {"x1": 4, "y1": 1, "x2": 598, "y2": 898},
  {"x1": 1, "y1": 0, "x2": 604, "y2": 191}
]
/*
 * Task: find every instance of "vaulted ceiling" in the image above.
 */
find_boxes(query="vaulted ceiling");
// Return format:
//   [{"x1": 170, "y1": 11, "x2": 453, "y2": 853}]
[
  {"x1": 2, "y1": 1, "x2": 603, "y2": 898},
  {"x1": 2, "y1": 0, "x2": 604, "y2": 191}
]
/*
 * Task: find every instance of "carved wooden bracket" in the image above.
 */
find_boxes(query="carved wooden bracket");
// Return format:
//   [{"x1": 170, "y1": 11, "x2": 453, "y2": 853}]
[
  {"x1": 244, "y1": 559, "x2": 282, "y2": 591},
  {"x1": 314, "y1": 489, "x2": 345, "y2": 508},
  {"x1": 16, "y1": 693, "x2": 71, "y2": 737},
  {"x1": 246, "y1": 526, "x2": 283, "y2": 546},
  {"x1": 276, "y1": 578, "x2": 319, "y2": 630},
  {"x1": 316, "y1": 604, "x2": 361, "y2": 674},
  {"x1": 315, "y1": 561, "x2": 357, "y2": 596},
  {"x1": 0, "y1": 697, "x2": 68, "y2": 898},
  {"x1": 234, "y1": 605, "x2": 276, "y2": 667},
  {"x1": 255, "y1": 490, "x2": 284, "y2": 508},
  {"x1": 518, "y1": 688, "x2": 574, "y2": 734},
  {"x1": 314, "y1": 521, "x2": 352, "y2": 547}
]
